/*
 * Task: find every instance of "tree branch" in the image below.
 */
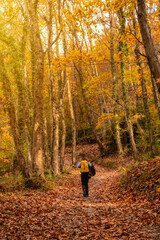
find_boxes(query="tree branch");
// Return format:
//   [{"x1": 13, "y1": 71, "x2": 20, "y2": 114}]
[
  {"x1": 45, "y1": 30, "x2": 62, "y2": 54},
  {"x1": 135, "y1": 48, "x2": 147, "y2": 58}
]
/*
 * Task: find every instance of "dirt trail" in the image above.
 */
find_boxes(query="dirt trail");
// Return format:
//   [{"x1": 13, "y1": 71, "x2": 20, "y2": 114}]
[{"x1": 0, "y1": 164, "x2": 159, "y2": 239}]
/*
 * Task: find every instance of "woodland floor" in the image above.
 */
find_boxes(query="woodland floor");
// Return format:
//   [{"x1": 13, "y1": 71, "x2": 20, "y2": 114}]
[{"x1": 0, "y1": 145, "x2": 160, "y2": 240}]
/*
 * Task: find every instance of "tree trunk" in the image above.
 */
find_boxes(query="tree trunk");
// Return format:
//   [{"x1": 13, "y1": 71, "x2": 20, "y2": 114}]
[
  {"x1": 25, "y1": 124, "x2": 32, "y2": 172},
  {"x1": 60, "y1": 94, "x2": 66, "y2": 172},
  {"x1": 118, "y1": 8, "x2": 137, "y2": 157},
  {"x1": 141, "y1": 71, "x2": 157, "y2": 155},
  {"x1": 60, "y1": 28, "x2": 67, "y2": 171},
  {"x1": 110, "y1": 10, "x2": 123, "y2": 154},
  {"x1": 28, "y1": 0, "x2": 45, "y2": 178},
  {"x1": 150, "y1": 76, "x2": 160, "y2": 120},
  {"x1": 133, "y1": 12, "x2": 157, "y2": 155},
  {"x1": 67, "y1": 71, "x2": 77, "y2": 165},
  {"x1": 137, "y1": 0, "x2": 160, "y2": 92},
  {"x1": 43, "y1": 117, "x2": 50, "y2": 169},
  {"x1": 115, "y1": 115, "x2": 123, "y2": 154},
  {"x1": 51, "y1": 4, "x2": 62, "y2": 175},
  {"x1": 47, "y1": 0, "x2": 54, "y2": 164},
  {"x1": 52, "y1": 102, "x2": 60, "y2": 175}
]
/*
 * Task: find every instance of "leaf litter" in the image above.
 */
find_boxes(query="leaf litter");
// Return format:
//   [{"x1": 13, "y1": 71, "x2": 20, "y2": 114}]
[{"x1": 0, "y1": 161, "x2": 160, "y2": 239}]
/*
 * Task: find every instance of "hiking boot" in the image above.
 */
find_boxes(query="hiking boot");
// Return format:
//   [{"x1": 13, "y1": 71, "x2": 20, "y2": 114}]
[{"x1": 83, "y1": 188, "x2": 87, "y2": 197}]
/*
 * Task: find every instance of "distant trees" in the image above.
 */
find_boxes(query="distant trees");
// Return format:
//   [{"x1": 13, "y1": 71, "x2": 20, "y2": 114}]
[{"x1": 0, "y1": 0, "x2": 159, "y2": 179}]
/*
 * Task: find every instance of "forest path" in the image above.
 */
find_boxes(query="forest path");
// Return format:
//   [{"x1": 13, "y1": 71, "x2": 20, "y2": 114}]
[{"x1": 0, "y1": 164, "x2": 159, "y2": 239}]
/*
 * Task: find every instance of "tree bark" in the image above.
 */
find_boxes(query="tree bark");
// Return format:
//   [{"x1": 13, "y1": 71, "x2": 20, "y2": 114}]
[
  {"x1": 67, "y1": 71, "x2": 77, "y2": 165},
  {"x1": 47, "y1": 0, "x2": 54, "y2": 164},
  {"x1": 150, "y1": 76, "x2": 160, "y2": 120},
  {"x1": 52, "y1": 102, "x2": 60, "y2": 175},
  {"x1": 141, "y1": 71, "x2": 157, "y2": 155},
  {"x1": 110, "y1": 10, "x2": 123, "y2": 154},
  {"x1": 43, "y1": 117, "x2": 50, "y2": 169},
  {"x1": 137, "y1": 0, "x2": 160, "y2": 92},
  {"x1": 28, "y1": 0, "x2": 45, "y2": 178},
  {"x1": 60, "y1": 94, "x2": 66, "y2": 172},
  {"x1": 118, "y1": 8, "x2": 137, "y2": 157},
  {"x1": 60, "y1": 28, "x2": 67, "y2": 171},
  {"x1": 133, "y1": 12, "x2": 157, "y2": 155}
]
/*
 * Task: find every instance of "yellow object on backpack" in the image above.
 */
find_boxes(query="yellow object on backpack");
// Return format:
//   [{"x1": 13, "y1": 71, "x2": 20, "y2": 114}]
[{"x1": 81, "y1": 160, "x2": 89, "y2": 173}]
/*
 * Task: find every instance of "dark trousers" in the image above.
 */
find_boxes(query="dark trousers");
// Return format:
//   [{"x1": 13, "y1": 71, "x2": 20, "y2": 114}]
[{"x1": 81, "y1": 173, "x2": 89, "y2": 196}]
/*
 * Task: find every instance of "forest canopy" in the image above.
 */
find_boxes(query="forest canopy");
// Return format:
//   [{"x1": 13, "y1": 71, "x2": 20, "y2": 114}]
[{"x1": 0, "y1": 0, "x2": 160, "y2": 179}]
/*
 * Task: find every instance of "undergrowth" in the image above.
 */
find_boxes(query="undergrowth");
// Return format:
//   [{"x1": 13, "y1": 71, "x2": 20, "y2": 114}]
[
  {"x1": 0, "y1": 171, "x2": 70, "y2": 193},
  {"x1": 99, "y1": 153, "x2": 160, "y2": 200},
  {"x1": 120, "y1": 157, "x2": 160, "y2": 200},
  {"x1": 99, "y1": 159, "x2": 118, "y2": 169},
  {"x1": 0, "y1": 174, "x2": 24, "y2": 193}
]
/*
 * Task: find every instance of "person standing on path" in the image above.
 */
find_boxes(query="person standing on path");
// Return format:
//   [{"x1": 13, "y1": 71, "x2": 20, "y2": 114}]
[{"x1": 77, "y1": 154, "x2": 93, "y2": 197}]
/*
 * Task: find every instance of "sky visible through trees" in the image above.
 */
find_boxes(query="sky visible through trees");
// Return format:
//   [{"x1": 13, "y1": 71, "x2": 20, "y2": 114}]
[{"x1": 0, "y1": 0, "x2": 160, "y2": 177}]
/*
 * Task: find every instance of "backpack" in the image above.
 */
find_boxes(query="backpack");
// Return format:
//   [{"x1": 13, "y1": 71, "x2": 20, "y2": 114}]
[
  {"x1": 80, "y1": 160, "x2": 89, "y2": 173},
  {"x1": 88, "y1": 164, "x2": 96, "y2": 177}
]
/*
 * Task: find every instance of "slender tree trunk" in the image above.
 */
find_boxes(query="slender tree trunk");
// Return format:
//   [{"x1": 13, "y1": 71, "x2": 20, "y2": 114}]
[
  {"x1": 47, "y1": 0, "x2": 54, "y2": 164},
  {"x1": 60, "y1": 94, "x2": 66, "y2": 172},
  {"x1": 51, "y1": 2, "x2": 62, "y2": 175},
  {"x1": 25, "y1": 124, "x2": 32, "y2": 172},
  {"x1": 141, "y1": 70, "x2": 157, "y2": 155},
  {"x1": 62, "y1": 27, "x2": 77, "y2": 165},
  {"x1": 53, "y1": 101, "x2": 60, "y2": 175},
  {"x1": 115, "y1": 114, "x2": 123, "y2": 153},
  {"x1": 52, "y1": 46, "x2": 60, "y2": 175},
  {"x1": 137, "y1": 0, "x2": 160, "y2": 92},
  {"x1": 150, "y1": 76, "x2": 160, "y2": 120},
  {"x1": 20, "y1": 19, "x2": 33, "y2": 174},
  {"x1": 133, "y1": 13, "x2": 157, "y2": 155},
  {"x1": 43, "y1": 117, "x2": 50, "y2": 169},
  {"x1": 60, "y1": 28, "x2": 67, "y2": 171},
  {"x1": 67, "y1": 71, "x2": 77, "y2": 165},
  {"x1": 118, "y1": 8, "x2": 137, "y2": 157},
  {"x1": 135, "y1": 119, "x2": 144, "y2": 135},
  {"x1": 110, "y1": 10, "x2": 123, "y2": 154},
  {"x1": 28, "y1": 0, "x2": 44, "y2": 178}
]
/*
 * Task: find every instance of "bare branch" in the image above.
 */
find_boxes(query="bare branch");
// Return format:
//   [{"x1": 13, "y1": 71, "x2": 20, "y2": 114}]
[{"x1": 45, "y1": 30, "x2": 62, "y2": 54}]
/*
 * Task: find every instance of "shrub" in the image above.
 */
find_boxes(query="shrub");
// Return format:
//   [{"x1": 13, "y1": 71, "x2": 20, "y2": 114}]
[
  {"x1": 120, "y1": 157, "x2": 160, "y2": 199},
  {"x1": 24, "y1": 176, "x2": 46, "y2": 190},
  {"x1": 0, "y1": 174, "x2": 24, "y2": 193}
]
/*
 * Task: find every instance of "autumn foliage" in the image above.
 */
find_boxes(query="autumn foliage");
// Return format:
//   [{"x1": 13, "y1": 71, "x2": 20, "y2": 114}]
[
  {"x1": 0, "y1": 0, "x2": 160, "y2": 225},
  {"x1": 0, "y1": 158, "x2": 159, "y2": 239},
  {"x1": 121, "y1": 157, "x2": 160, "y2": 200}
]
